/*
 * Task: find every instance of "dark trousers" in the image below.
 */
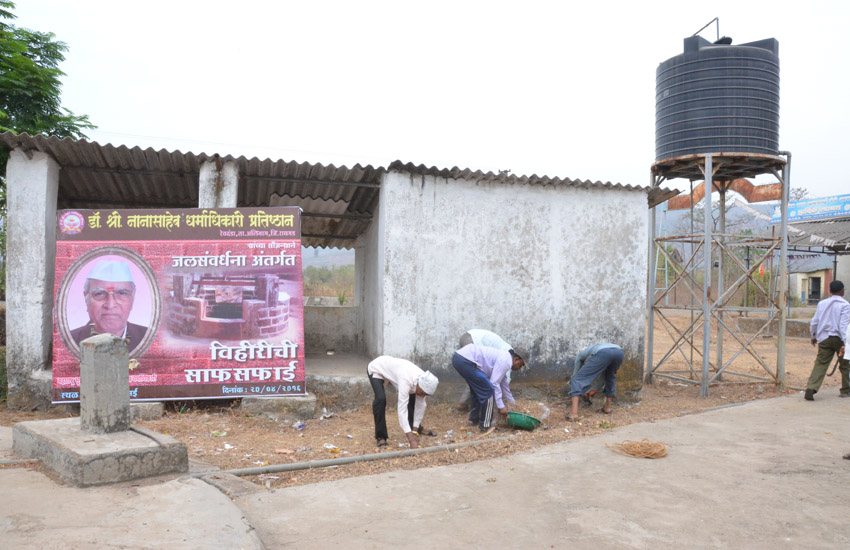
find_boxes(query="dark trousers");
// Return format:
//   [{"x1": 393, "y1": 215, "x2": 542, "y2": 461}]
[
  {"x1": 369, "y1": 371, "x2": 416, "y2": 441},
  {"x1": 807, "y1": 336, "x2": 850, "y2": 394},
  {"x1": 569, "y1": 347, "x2": 624, "y2": 397},
  {"x1": 452, "y1": 352, "x2": 495, "y2": 429}
]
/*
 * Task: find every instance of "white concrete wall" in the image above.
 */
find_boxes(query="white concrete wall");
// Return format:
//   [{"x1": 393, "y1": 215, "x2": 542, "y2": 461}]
[
  {"x1": 378, "y1": 171, "x2": 648, "y2": 393},
  {"x1": 790, "y1": 273, "x2": 805, "y2": 304},
  {"x1": 304, "y1": 306, "x2": 359, "y2": 353},
  {"x1": 198, "y1": 160, "x2": 239, "y2": 208},
  {"x1": 5, "y1": 149, "x2": 60, "y2": 409},
  {"x1": 355, "y1": 200, "x2": 384, "y2": 358},
  {"x1": 837, "y1": 256, "x2": 850, "y2": 286}
]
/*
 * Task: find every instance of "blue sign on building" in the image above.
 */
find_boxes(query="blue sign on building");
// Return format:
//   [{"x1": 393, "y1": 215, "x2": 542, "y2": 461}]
[{"x1": 771, "y1": 194, "x2": 850, "y2": 223}]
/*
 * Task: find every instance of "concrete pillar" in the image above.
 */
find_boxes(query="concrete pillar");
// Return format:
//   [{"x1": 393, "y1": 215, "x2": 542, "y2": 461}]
[
  {"x1": 198, "y1": 159, "x2": 239, "y2": 208},
  {"x1": 79, "y1": 334, "x2": 130, "y2": 434},
  {"x1": 5, "y1": 148, "x2": 60, "y2": 409}
]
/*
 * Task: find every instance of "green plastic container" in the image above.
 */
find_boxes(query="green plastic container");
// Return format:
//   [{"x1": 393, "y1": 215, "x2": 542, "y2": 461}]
[{"x1": 507, "y1": 411, "x2": 541, "y2": 431}]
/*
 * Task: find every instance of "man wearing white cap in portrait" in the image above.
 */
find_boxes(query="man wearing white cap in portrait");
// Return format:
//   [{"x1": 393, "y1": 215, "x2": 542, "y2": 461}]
[{"x1": 70, "y1": 259, "x2": 148, "y2": 352}]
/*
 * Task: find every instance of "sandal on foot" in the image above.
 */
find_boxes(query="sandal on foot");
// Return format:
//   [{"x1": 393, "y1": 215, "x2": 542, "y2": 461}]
[
  {"x1": 417, "y1": 426, "x2": 437, "y2": 437},
  {"x1": 597, "y1": 407, "x2": 613, "y2": 415},
  {"x1": 565, "y1": 414, "x2": 581, "y2": 422},
  {"x1": 844, "y1": 453, "x2": 850, "y2": 460},
  {"x1": 376, "y1": 439, "x2": 388, "y2": 448}
]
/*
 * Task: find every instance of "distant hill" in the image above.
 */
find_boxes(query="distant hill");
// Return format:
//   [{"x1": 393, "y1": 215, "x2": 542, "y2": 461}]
[
  {"x1": 302, "y1": 246, "x2": 355, "y2": 268},
  {"x1": 658, "y1": 201, "x2": 775, "y2": 237}
]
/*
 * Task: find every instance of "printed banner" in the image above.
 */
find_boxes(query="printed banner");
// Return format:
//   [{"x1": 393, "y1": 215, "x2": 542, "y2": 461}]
[
  {"x1": 770, "y1": 194, "x2": 850, "y2": 223},
  {"x1": 52, "y1": 207, "x2": 306, "y2": 403}
]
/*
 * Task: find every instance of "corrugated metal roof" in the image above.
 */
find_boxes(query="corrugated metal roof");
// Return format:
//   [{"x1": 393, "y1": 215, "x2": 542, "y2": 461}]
[
  {"x1": 788, "y1": 255, "x2": 835, "y2": 274},
  {"x1": 1, "y1": 132, "x2": 670, "y2": 248},
  {"x1": 0, "y1": 132, "x2": 384, "y2": 249},
  {"x1": 787, "y1": 218, "x2": 850, "y2": 253},
  {"x1": 389, "y1": 160, "x2": 643, "y2": 191},
  {"x1": 387, "y1": 161, "x2": 678, "y2": 207}
]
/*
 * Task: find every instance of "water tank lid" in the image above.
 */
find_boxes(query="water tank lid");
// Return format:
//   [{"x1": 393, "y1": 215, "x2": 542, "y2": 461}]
[{"x1": 682, "y1": 35, "x2": 778, "y2": 56}]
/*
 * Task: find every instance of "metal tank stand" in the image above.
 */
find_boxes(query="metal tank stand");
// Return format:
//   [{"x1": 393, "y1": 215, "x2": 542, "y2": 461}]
[{"x1": 646, "y1": 153, "x2": 790, "y2": 397}]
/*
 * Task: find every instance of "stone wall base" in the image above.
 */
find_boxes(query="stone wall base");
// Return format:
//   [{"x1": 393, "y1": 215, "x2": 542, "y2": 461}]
[{"x1": 13, "y1": 417, "x2": 188, "y2": 487}]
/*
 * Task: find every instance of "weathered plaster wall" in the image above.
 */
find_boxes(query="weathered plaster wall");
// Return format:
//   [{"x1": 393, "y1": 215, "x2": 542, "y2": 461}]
[
  {"x1": 379, "y1": 171, "x2": 648, "y2": 398},
  {"x1": 5, "y1": 149, "x2": 60, "y2": 409},
  {"x1": 356, "y1": 200, "x2": 384, "y2": 358},
  {"x1": 198, "y1": 160, "x2": 238, "y2": 208},
  {"x1": 837, "y1": 256, "x2": 850, "y2": 287},
  {"x1": 304, "y1": 306, "x2": 359, "y2": 353}
]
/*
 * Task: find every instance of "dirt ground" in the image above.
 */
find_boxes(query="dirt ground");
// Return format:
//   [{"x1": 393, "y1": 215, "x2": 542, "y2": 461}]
[{"x1": 2, "y1": 314, "x2": 842, "y2": 491}]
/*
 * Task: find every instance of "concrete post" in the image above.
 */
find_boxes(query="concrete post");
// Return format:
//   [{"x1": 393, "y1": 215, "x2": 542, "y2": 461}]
[
  {"x1": 5, "y1": 148, "x2": 60, "y2": 409},
  {"x1": 80, "y1": 334, "x2": 130, "y2": 434},
  {"x1": 198, "y1": 159, "x2": 239, "y2": 208}
]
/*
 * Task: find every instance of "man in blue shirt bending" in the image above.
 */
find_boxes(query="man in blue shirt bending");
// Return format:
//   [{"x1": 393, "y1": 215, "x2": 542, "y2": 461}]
[{"x1": 566, "y1": 343, "x2": 624, "y2": 421}]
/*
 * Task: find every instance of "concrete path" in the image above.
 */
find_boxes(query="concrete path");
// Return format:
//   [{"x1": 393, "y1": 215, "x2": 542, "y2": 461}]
[
  {"x1": 2, "y1": 388, "x2": 849, "y2": 549},
  {"x1": 0, "y1": 430, "x2": 262, "y2": 549},
  {"x1": 240, "y1": 388, "x2": 850, "y2": 549}
]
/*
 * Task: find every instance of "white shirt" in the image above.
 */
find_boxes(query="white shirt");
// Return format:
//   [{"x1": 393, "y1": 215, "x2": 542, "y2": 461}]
[
  {"x1": 810, "y1": 295, "x2": 850, "y2": 344},
  {"x1": 367, "y1": 356, "x2": 426, "y2": 434},
  {"x1": 468, "y1": 329, "x2": 513, "y2": 351}
]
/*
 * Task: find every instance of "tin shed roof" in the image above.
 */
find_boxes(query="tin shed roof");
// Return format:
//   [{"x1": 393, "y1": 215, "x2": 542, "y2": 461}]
[{"x1": 1, "y1": 132, "x2": 671, "y2": 248}]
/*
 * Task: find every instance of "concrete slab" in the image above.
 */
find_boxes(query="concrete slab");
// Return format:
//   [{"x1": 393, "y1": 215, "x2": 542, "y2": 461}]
[
  {"x1": 305, "y1": 352, "x2": 370, "y2": 377},
  {"x1": 0, "y1": 426, "x2": 12, "y2": 459},
  {"x1": 130, "y1": 401, "x2": 165, "y2": 421},
  {"x1": 201, "y1": 472, "x2": 266, "y2": 498},
  {"x1": 238, "y1": 389, "x2": 850, "y2": 549},
  {"x1": 13, "y1": 417, "x2": 187, "y2": 487},
  {"x1": 0, "y1": 468, "x2": 262, "y2": 549},
  {"x1": 305, "y1": 353, "x2": 373, "y2": 410},
  {"x1": 240, "y1": 393, "x2": 317, "y2": 421}
]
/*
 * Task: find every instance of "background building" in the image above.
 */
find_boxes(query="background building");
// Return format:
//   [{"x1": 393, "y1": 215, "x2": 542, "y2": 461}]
[{"x1": 1, "y1": 133, "x2": 668, "y2": 409}]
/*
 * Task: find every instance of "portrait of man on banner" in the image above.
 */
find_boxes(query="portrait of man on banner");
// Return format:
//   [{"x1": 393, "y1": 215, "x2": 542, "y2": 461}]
[
  {"x1": 69, "y1": 259, "x2": 149, "y2": 353},
  {"x1": 56, "y1": 248, "x2": 160, "y2": 360}
]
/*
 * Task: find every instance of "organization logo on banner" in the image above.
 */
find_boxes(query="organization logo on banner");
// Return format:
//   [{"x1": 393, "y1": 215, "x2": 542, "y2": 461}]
[{"x1": 58, "y1": 211, "x2": 85, "y2": 235}]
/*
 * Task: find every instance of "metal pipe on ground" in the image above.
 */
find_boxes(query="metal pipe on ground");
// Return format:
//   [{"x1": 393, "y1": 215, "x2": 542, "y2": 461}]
[{"x1": 204, "y1": 434, "x2": 517, "y2": 478}]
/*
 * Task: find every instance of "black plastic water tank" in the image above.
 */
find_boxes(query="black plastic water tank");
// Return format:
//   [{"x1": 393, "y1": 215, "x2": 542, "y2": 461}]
[{"x1": 655, "y1": 36, "x2": 780, "y2": 161}]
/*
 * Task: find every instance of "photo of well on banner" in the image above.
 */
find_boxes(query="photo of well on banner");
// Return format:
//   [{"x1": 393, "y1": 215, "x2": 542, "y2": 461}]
[{"x1": 52, "y1": 207, "x2": 307, "y2": 402}]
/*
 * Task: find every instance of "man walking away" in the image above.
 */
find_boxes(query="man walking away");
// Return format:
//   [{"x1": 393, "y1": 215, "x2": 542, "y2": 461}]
[{"x1": 805, "y1": 280, "x2": 850, "y2": 401}]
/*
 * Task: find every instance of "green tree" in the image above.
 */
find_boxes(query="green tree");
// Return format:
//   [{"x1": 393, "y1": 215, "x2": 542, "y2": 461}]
[
  {"x1": 0, "y1": 1, "x2": 94, "y2": 297},
  {"x1": 0, "y1": 1, "x2": 94, "y2": 144}
]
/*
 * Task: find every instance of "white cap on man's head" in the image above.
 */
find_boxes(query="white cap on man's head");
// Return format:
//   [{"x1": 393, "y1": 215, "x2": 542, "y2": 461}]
[
  {"x1": 87, "y1": 260, "x2": 133, "y2": 283},
  {"x1": 417, "y1": 371, "x2": 439, "y2": 395}
]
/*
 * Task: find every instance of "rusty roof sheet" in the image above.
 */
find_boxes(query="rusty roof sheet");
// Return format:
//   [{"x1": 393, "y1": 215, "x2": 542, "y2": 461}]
[{"x1": 1, "y1": 132, "x2": 670, "y2": 248}]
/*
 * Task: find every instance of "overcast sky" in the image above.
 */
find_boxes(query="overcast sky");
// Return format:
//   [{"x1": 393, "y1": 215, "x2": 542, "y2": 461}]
[{"x1": 13, "y1": 1, "x2": 848, "y2": 199}]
